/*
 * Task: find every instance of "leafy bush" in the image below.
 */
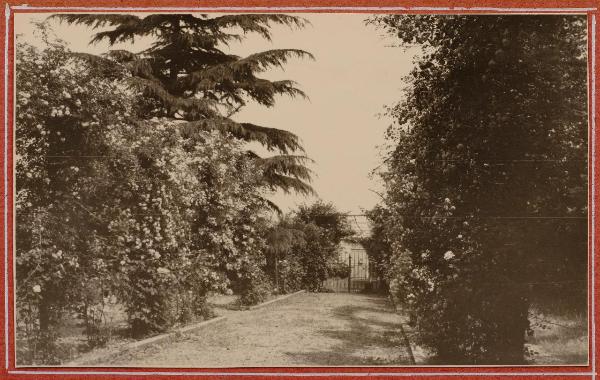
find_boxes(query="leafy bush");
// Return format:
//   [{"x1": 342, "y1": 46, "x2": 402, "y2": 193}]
[
  {"x1": 327, "y1": 261, "x2": 351, "y2": 279},
  {"x1": 105, "y1": 119, "x2": 264, "y2": 335},
  {"x1": 15, "y1": 33, "x2": 134, "y2": 362},
  {"x1": 237, "y1": 268, "x2": 274, "y2": 306},
  {"x1": 369, "y1": 15, "x2": 587, "y2": 364},
  {"x1": 277, "y1": 257, "x2": 306, "y2": 293},
  {"x1": 15, "y1": 25, "x2": 299, "y2": 361},
  {"x1": 265, "y1": 202, "x2": 354, "y2": 292}
]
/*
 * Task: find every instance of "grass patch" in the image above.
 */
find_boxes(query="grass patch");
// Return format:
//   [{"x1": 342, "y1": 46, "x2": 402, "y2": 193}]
[{"x1": 526, "y1": 305, "x2": 588, "y2": 365}]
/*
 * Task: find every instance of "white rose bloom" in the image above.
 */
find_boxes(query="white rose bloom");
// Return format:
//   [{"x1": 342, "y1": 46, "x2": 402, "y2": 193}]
[
  {"x1": 32, "y1": 285, "x2": 41, "y2": 293},
  {"x1": 443, "y1": 251, "x2": 455, "y2": 260}
]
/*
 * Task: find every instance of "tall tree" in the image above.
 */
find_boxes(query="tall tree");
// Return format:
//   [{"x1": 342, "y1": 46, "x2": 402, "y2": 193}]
[
  {"x1": 54, "y1": 13, "x2": 315, "y2": 196},
  {"x1": 371, "y1": 15, "x2": 587, "y2": 364}
]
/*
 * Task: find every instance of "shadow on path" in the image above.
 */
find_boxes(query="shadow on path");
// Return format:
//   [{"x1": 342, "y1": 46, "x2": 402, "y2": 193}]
[{"x1": 285, "y1": 296, "x2": 412, "y2": 365}]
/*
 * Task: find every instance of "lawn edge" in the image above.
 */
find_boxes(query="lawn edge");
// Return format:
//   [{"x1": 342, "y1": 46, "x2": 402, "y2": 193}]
[
  {"x1": 390, "y1": 299, "x2": 427, "y2": 365},
  {"x1": 63, "y1": 290, "x2": 307, "y2": 366},
  {"x1": 128, "y1": 315, "x2": 228, "y2": 350},
  {"x1": 248, "y1": 289, "x2": 306, "y2": 310},
  {"x1": 62, "y1": 315, "x2": 227, "y2": 366}
]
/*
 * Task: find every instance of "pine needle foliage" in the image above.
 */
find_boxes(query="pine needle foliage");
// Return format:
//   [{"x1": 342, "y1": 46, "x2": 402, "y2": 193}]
[{"x1": 53, "y1": 13, "x2": 315, "y2": 194}]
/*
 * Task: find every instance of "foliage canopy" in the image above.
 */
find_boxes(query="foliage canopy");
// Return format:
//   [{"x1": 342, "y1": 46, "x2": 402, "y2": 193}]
[
  {"x1": 369, "y1": 14, "x2": 587, "y2": 364},
  {"x1": 54, "y1": 13, "x2": 315, "y2": 196}
]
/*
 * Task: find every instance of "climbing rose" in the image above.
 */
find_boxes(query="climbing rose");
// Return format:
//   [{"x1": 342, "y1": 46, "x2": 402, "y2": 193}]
[{"x1": 443, "y1": 251, "x2": 455, "y2": 260}]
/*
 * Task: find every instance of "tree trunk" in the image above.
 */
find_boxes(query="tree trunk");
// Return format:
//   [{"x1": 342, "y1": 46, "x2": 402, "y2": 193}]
[{"x1": 38, "y1": 296, "x2": 50, "y2": 333}]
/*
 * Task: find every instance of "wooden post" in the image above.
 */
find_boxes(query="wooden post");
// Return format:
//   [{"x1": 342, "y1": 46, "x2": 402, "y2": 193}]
[{"x1": 348, "y1": 255, "x2": 352, "y2": 293}]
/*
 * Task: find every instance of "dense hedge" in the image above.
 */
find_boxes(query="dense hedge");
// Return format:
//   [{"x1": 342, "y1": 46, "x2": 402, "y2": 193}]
[
  {"x1": 16, "y1": 34, "x2": 276, "y2": 363},
  {"x1": 368, "y1": 15, "x2": 587, "y2": 364}
]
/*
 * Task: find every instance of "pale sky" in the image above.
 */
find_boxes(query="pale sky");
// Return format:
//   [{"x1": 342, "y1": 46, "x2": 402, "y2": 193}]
[{"x1": 15, "y1": 13, "x2": 418, "y2": 214}]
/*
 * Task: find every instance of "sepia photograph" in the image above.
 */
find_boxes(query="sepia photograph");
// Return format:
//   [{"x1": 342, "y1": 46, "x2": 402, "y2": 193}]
[{"x1": 12, "y1": 10, "x2": 589, "y2": 368}]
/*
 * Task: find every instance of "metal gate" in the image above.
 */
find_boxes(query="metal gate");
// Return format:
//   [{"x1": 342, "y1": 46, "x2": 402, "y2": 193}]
[{"x1": 322, "y1": 243, "x2": 382, "y2": 293}]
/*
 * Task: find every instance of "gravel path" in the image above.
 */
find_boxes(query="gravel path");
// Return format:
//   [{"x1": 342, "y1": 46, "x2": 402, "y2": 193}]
[{"x1": 81, "y1": 292, "x2": 413, "y2": 367}]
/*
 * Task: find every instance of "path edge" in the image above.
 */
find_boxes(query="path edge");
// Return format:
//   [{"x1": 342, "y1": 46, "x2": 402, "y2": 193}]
[
  {"x1": 63, "y1": 315, "x2": 227, "y2": 366},
  {"x1": 391, "y1": 299, "x2": 419, "y2": 365},
  {"x1": 399, "y1": 323, "x2": 416, "y2": 365},
  {"x1": 248, "y1": 289, "x2": 306, "y2": 310},
  {"x1": 128, "y1": 315, "x2": 227, "y2": 350},
  {"x1": 64, "y1": 289, "x2": 307, "y2": 366}
]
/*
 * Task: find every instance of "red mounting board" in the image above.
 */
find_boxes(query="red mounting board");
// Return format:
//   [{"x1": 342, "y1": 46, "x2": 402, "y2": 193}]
[{"x1": 1, "y1": 1, "x2": 599, "y2": 379}]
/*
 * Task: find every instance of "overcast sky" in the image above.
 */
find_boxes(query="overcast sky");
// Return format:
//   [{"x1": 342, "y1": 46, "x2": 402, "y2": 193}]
[{"x1": 15, "y1": 13, "x2": 418, "y2": 215}]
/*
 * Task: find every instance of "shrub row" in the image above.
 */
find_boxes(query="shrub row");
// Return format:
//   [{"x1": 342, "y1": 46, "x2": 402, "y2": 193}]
[{"x1": 16, "y1": 38, "x2": 272, "y2": 364}]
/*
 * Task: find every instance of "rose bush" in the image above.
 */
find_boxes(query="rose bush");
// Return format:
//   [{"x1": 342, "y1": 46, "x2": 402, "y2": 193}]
[
  {"x1": 369, "y1": 15, "x2": 587, "y2": 364},
  {"x1": 16, "y1": 31, "x2": 277, "y2": 363},
  {"x1": 15, "y1": 34, "x2": 135, "y2": 363}
]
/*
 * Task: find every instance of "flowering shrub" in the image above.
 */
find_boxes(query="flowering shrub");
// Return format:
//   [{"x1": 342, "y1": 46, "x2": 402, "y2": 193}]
[
  {"x1": 369, "y1": 15, "x2": 587, "y2": 364},
  {"x1": 16, "y1": 31, "x2": 277, "y2": 362},
  {"x1": 106, "y1": 119, "x2": 270, "y2": 334},
  {"x1": 15, "y1": 35, "x2": 135, "y2": 363}
]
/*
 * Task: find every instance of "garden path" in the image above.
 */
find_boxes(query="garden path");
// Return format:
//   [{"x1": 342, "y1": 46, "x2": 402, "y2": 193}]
[{"x1": 84, "y1": 292, "x2": 413, "y2": 367}]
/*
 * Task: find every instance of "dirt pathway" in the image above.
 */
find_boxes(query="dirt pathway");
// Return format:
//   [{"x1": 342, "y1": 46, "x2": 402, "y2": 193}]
[{"x1": 83, "y1": 293, "x2": 413, "y2": 367}]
